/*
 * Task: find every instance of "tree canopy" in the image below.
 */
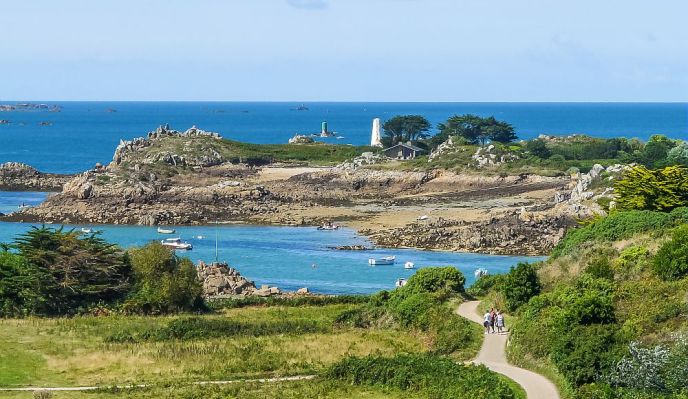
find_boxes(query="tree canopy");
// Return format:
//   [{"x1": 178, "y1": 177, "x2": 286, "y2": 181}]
[
  {"x1": 614, "y1": 165, "x2": 688, "y2": 212},
  {"x1": 434, "y1": 114, "x2": 516, "y2": 147},
  {"x1": 382, "y1": 115, "x2": 431, "y2": 147}
]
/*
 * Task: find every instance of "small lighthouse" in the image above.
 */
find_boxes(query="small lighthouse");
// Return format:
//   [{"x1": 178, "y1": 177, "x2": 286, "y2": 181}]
[{"x1": 370, "y1": 118, "x2": 382, "y2": 147}]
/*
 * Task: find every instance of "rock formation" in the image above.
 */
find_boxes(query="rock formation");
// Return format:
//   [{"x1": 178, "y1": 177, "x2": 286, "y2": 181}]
[{"x1": 0, "y1": 162, "x2": 72, "y2": 191}]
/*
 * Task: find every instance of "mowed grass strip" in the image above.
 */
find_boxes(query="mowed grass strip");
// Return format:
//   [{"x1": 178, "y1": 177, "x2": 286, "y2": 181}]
[{"x1": 0, "y1": 305, "x2": 425, "y2": 388}]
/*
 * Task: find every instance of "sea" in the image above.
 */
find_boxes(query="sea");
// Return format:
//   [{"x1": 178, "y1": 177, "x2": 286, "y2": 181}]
[
  {"x1": 0, "y1": 102, "x2": 686, "y2": 174},
  {"x1": 0, "y1": 102, "x2": 685, "y2": 293}
]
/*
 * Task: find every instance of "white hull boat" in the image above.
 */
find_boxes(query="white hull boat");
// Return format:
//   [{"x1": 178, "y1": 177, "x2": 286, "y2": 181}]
[
  {"x1": 317, "y1": 224, "x2": 340, "y2": 231},
  {"x1": 81, "y1": 228, "x2": 93, "y2": 234},
  {"x1": 474, "y1": 268, "x2": 489, "y2": 279},
  {"x1": 161, "y1": 238, "x2": 192, "y2": 250},
  {"x1": 395, "y1": 278, "x2": 407, "y2": 288},
  {"x1": 404, "y1": 262, "x2": 415, "y2": 269},
  {"x1": 368, "y1": 256, "x2": 395, "y2": 265},
  {"x1": 157, "y1": 227, "x2": 176, "y2": 234}
]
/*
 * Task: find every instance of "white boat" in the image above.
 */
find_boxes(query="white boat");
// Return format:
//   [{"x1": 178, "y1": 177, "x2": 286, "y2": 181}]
[
  {"x1": 317, "y1": 224, "x2": 340, "y2": 231},
  {"x1": 404, "y1": 261, "x2": 415, "y2": 269},
  {"x1": 161, "y1": 238, "x2": 192, "y2": 250},
  {"x1": 417, "y1": 215, "x2": 429, "y2": 221},
  {"x1": 368, "y1": 256, "x2": 396, "y2": 265},
  {"x1": 395, "y1": 278, "x2": 407, "y2": 288},
  {"x1": 18, "y1": 203, "x2": 31, "y2": 209},
  {"x1": 474, "y1": 268, "x2": 489, "y2": 279},
  {"x1": 81, "y1": 228, "x2": 93, "y2": 234},
  {"x1": 157, "y1": 227, "x2": 176, "y2": 234}
]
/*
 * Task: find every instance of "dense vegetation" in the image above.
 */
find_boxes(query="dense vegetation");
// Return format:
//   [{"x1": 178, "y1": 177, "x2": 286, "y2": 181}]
[
  {"x1": 0, "y1": 228, "x2": 203, "y2": 316},
  {"x1": 475, "y1": 207, "x2": 688, "y2": 398}
]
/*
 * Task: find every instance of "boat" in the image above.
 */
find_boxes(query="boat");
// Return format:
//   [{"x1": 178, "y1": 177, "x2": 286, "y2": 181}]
[
  {"x1": 417, "y1": 215, "x2": 429, "y2": 221},
  {"x1": 161, "y1": 238, "x2": 193, "y2": 250},
  {"x1": 291, "y1": 104, "x2": 309, "y2": 111},
  {"x1": 317, "y1": 223, "x2": 340, "y2": 231},
  {"x1": 474, "y1": 268, "x2": 489, "y2": 279},
  {"x1": 157, "y1": 227, "x2": 176, "y2": 234},
  {"x1": 368, "y1": 256, "x2": 396, "y2": 265},
  {"x1": 17, "y1": 203, "x2": 31, "y2": 209},
  {"x1": 395, "y1": 278, "x2": 407, "y2": 288},
  {"x1": 81, "y1": 228, "x2": 93, "y2": 234},
  {"x1": 404, "y1": 262, "x2": 415, "y2": 269}
]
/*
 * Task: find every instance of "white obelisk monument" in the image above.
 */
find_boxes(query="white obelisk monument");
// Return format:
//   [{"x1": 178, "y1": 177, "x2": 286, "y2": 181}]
[{"x1": 370, "y1": 118, "x2": 382, "y2": 147}]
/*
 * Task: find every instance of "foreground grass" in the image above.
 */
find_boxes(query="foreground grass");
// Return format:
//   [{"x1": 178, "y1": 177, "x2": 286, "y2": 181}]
[
  {"x1": 0, "y1": 305, "x2": 424, "y2": 388},
  {"x1": 0, "y1": 379, "x2": 421, "y2": 399}
]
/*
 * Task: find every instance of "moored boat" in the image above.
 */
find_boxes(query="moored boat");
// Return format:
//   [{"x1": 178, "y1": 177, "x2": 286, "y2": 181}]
[
  {"x1": 317, "y1": 223, "x2": 339, "y2": 231},
  {"x1": 81, "y1": 227, "x2": 93, "y2": 234},
  {"x1": 368, "y1": 256, "x2": 396, "y2": 265},
  {"x1": 161, "y1": 237, "x2": 192, "y2": 250},
  {"x1": 404, "y1": 261, "x2": 415, "y2": 269},
  {"x1": 157, "y1": 227, "x2": 176, "y2": 234},
  {"x1": 395, "y1": 278, "x2": 407, "y2": 288}
]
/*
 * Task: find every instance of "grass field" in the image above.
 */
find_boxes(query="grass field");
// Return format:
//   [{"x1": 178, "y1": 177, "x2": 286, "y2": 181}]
[{"x1": 0, "y1": 305, "x2": 424, "y2": 389}]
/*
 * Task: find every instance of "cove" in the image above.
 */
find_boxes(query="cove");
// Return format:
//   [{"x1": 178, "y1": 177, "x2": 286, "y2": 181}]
[{"x1": 0, "y1": 221, "x2": 543, "y2": 294}]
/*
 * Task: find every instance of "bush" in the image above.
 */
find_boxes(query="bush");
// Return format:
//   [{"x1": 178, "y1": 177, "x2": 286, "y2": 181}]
[
  {"x1": 552, "y1": 324, "x2": 618, "y2": 386},
  {"x1": 586, "y1": 255, "x2": 615, "y2": 280},
  {"x1": 501, "y1": 262, "x2": 541, "y2": 312},
  {"x1": 613, "y1": 246, "x2": 650, "y2": 278},
  {"x1": 404, "y1": 266, "x2": 466, "y2": 297},
  {"x1": 653, "y1": 225, "x2": 688, "y2": 280},
  {"x1": 552, "y1": 208, "x2": 688, "y2": 258},
  {"x1": 123, "y1": 242, "x2": 203, "y2": 314},
  {"x1": 389, "y1": 292, "x2": 436, "y2": 329},
  {"x1": 466, "y1": 273, "x2": 506, "y2": 297},
  {"x1": 207, "y1": 294, "x2": 368, "y2": 310},
  {"x1": 615, "y1": 165, "x2": 688, "y2": 212},
  {"x1": 326, "y1": 354, "x2": 520, "y2": 399}
]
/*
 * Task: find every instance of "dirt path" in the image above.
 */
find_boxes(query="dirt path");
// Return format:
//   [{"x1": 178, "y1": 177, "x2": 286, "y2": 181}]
[{"x1": 457, "y1": 301, "x2": 560, "y2": 399}]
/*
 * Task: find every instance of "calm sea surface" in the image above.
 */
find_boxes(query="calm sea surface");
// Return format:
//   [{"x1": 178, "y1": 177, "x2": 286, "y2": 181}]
[
  {"x1": 0, "y1": 217, "x2": 543, "y2": 294},
  {"x1": 0, "y1": 102, "x2": 686, "y2": 173}
]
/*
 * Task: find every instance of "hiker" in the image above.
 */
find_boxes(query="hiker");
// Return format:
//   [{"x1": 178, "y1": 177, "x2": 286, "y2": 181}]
[
  {"x1": 496, "y1": 311, "x2": 505, "y2": 334},
  {"x1": 483, "y1": 310, "x2": 492, "y2": 334},
  {"x1": 490, "y1": 307, "x2": 497, "y2": 333}
]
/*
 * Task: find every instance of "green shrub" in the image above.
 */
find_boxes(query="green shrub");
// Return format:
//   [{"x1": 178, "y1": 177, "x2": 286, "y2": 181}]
[
  {"x1": 389, "y1": 292, "x2": 435, "y2": 329},
  {"x1": 501, "y1": 262, "x2": 541, "y2": 312},
  {"x1": 404, "y1": 266, "x2": 466, "y2": 296},
  {"x1": 431, "y1": 309, "x2": 477, "y2": 355},
  {"x1": 613, "y1": 246, "x2": 650, "y2": 277},
  {"x1": 552, "y1": 209, "x2": 688, "y2": 258},
  {"x1": 586, "y1": 256, "x2": 615, "y2": 280},
  {"x1": 123, "y1": 242, "x2": 203, "y2": 314},
  {"x1": 653, "y1": 225, "x2": 688, "y2": 280},
  {"x1": 552, "y1": 324, "x2": 619, "y2": 387},
  {"x1": 466, "y1": 273, "x2": 506, "y2": 297},
  {"x1": 615, "y1": 165, "x2": 688, "y2": 212},
  {"x1": 207, "y1": 294, "x2": 368, "y2": 309},
  {"x1": 326, "y1": 354, "x2": 520, "y2": 399}
]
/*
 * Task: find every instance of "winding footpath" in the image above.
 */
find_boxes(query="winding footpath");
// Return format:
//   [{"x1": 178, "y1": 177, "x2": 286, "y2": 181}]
[{"x1": 457, "y1": 301, "x2": 560, "y2": 399}]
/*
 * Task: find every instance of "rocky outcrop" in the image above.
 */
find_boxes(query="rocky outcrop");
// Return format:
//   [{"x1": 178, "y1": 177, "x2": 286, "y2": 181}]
[
  {"x1": 560, "y1": 163, "x2": 629, "y2": 217},
  {"x1": 288, "y1": 134, "x2": 315, "y2": 144},
  {"x1": 196, "y1": 261, "x2": 288, "y2": 298},
  {"x1": 365, "y1": 212, "x2": 572, "y2": 256},
  {"x1": 336, "y1": 152, "x2": 389, "y2": 170},
  {"x1": 0, "y1": 162, "x2": 72, "y2": 191},
  {"x1": 471, "y1": 144, "x2": 520, "y2": 168}
]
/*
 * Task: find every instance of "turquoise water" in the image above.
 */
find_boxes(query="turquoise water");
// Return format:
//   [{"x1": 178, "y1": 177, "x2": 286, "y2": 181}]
[
  {"x1": 0, "y1": 220, "x2": 543, "y2": 294},
  {"x1": 0, "y1": 191, "x2": 52, "y2": 215},
  {"x1": 0, "y1": 102, "x2": 686, "y2": 173}
]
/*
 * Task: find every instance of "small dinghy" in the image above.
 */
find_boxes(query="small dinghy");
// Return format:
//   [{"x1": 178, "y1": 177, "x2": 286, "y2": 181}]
[
  {"x1": 81, "y1": 227, "x2": 93, "y2": 234},
  {"x1": 417, "y1": 215, "x2": 429, "y2": 221},
  {"x1": 317, "y1": 223, "x2": 339, "y2": 231},
  {"x1": 474, "y1": 268, "x2": 489, "y2": 279},
  {"x1": 368, "y1": 256, "x2": 396, "y2": 265},
  {"x1": 404, "y1": 261, "x2": 415, "y2": 269},
  {"x1": 395, "y1": 278, "x2": 407, "y2": 288},
  {"x1": 161, "y1": 238, "x2": 192, "y2": 250},
  {"x1": 157, "y1": 227, "x2": 176, "y2": 234}
]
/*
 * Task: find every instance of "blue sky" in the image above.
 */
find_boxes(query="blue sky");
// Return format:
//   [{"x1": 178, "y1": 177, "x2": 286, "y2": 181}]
[{"x1": 0, "y1": 0, "x2": 686, "y2": 101}]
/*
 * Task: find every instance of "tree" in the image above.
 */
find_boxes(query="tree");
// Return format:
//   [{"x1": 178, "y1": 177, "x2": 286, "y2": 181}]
[
  {"x1": 433, "y1": 114, "x2": 516, "y2": 147},
  {"x1": 653, "y1": 225, "x2": 688, "y2": 280},
  {"x1": 614, "y1": 165, "x2": 688, "y2": 212},
  {"x1": 381, "y1": 115, "x2": 431, "y2": 147},
  {"x1": 13, "y1": 226, "x2": 132, "y2": 315},
  {"x1": 124, "y1": 242, "x2": 203, "y2": 314},
  {"x1": 525, "y1": 139, "x2": 551, "y2": 158},
  {"x1": 501, "y1": 262, "x2": 541, "y2": 312}
]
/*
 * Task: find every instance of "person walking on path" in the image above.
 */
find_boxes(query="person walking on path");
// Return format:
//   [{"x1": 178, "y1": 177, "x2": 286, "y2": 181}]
[
  {"x1": 490, "y1": 307, "x2": 497, "y2": 333},
  {"x1": 483, "y1": 310, "x2": 492, "y2": 334},
  {"x1": 496, "y1": 310, "x2": 505, "y2": 334}
]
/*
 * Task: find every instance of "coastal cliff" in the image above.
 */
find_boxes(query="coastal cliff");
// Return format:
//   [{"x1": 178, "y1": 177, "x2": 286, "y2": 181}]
[
  {"x1": 3, "y1": 125, "x2": 619, "y2": 255},
  {"x1": 0, "y1": 162, "x2": 72, "y2": 191}
]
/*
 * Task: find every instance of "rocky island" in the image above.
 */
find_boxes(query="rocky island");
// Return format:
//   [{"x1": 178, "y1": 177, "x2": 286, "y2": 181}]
[{"x1": 2, "y1": 124, "x2": 622, "y2": 255}]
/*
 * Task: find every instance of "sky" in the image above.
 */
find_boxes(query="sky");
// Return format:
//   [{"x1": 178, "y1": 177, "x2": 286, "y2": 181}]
[{"x1": 0, "y1": 0, "x2": 686, "y2": 102}]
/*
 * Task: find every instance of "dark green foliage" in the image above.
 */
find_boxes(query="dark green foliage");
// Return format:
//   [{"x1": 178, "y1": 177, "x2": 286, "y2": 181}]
[
  {"x1": 501, "y1": 262, "x2": 541, "y2": 312},
  {"x1": 552, "y1": 324, "x2": 618, "y2": 386},
  {"x1": 381, "y1": 115, "x2": 431, "y2": 146},
  {"x1": 586, "y1": 256, "x2": 615, "y2": 280},
  {"x1": 546, "y1": 136, "x2": 637, "y2": 161},
  {"x1": 466, "y1": 273, "x2": 506, "y2": 297},
  {"x1": 10, "y1": 226, "x2": 132, "y2": 315},
  {"x1": 525, "y1": 139, "x2": 551, "y2": 158},
  {"x1": 653, "y1": 225, "x2": 688, "y2": 280},
  {"x1": 637, "y1": 135, "x2": 677, "y2": 168},
  {"x1": 107, "y1": 317, "x2": 326, "y2": 343},
  {"x1": 123, "y1": 242, "x2": 203, "y2": 314},
  {"x1": 434, "y1": 114, "x2": 516, "y2": 147},
  {"x1": 326, "y1": 354, "x2": 520, "y2": 399},
  {"x1": 0, "y1": 252, "x2": 40, "y2": 317},
  {"x1": 552, "y1": 208, "x2": 688, "y2": 258},
  {"x1": 403, "y1": 266, "x2": 465, "y2": 296},
  {"x1": 388, "y1": 292, "x2": 435, "y2": 329},
  {"x1": 614, "y1": 166, "x2": 688, "y2": 212}
]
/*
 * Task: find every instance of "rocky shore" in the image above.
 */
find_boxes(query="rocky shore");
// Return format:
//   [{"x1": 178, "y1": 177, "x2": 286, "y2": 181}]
[
  {"x1": 1, "y1": 125, "x2": 621, "y2": 255},
  {"x1": 0, "y1": 162, "x2": 72, "y2": 191}
]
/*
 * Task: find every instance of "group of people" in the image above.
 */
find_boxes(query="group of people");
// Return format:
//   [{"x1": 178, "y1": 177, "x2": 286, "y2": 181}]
[{"x1": 483, "y1": 307, "x2": 505, "y2": 334}]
